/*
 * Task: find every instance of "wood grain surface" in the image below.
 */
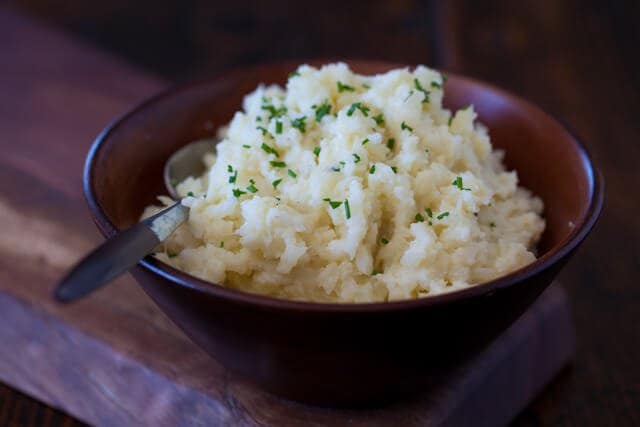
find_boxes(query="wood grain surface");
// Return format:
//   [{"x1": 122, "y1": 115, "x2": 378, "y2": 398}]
[{"x1": 1, "y1": 0, "x2": 639, "y2": 425}]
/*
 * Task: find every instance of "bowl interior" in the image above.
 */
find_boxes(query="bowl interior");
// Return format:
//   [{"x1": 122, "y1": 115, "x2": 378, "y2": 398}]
[{"x1": 87, "y1": 60, "x2": 596, "y2": 284}]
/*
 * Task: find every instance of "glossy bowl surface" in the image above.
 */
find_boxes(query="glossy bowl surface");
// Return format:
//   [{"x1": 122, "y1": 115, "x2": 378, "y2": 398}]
[{"x1": 84, "y1": 60, "x2": 603, "y2": 405}]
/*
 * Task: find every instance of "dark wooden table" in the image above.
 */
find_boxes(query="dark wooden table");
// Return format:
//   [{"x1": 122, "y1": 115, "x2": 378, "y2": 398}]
[{"x1": 1, "y1": 0, "x2": 638, "y2": 425}]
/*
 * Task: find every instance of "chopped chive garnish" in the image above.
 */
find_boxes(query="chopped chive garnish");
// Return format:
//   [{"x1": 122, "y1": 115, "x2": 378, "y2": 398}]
[
  {"x1": 261, "y1": 143, "x2": 280, "y2": 157},
  {"x1": 270, "y1": 160, "x2": 286, "y2": 168},
  {"x1": 490, "y1": 222, "x2": 496, "y2": 228},
  {"x1": 353, "y1": 153, "x2": 361, "y2": 163},
  {"x1": 401, "y1": 121, "x2": 413, "y2": 132},
  {"x1": 372, "y1": 270, "x2": 381, "y2": 276},
  {"x1": 187, "y1": 191, "x2": 195, "y2": 197},
  {"x1": 414, "y1": 78, "x2": 430, "y2": 103},
  {"x1": 369, "y1": 164, "x2": 376, "y2": 174},
  {"x1": 391, "y1": 166, "x2": 398, "y2": 174},
  {"x1": 431, "y1": 81, "x2": 442, "y2": 89},
  {"x1": 442, "y1": 74, "x2": 448, "y2": 82},
  {"x1": 227, "y1": 165, "x2": 233, "y2": 173},
  {"x1": 275, "y1": 120, "x2": 283, "y2": 134},
  {"x1": 287, "y1": 169, "x2": 297, "y2": 178},
  {"x1": 372, "y1": 113, "x2": 385, "y2": 126},
  {"x1": 242, "y1": 144, "x2": 251, "y2": 149},
  {"x1": 246, "y1": 183, "x2": 258, "y2": 193},
  {"x1": 425, "y1": 207, "x2": 433, "y2": 218},
  {"x1": 386, "y1": 138, "x2": 396, "y2": 150},
  {"x1": 403, "y1": 89, "x2": 414, "y2": 102},
  {"x1": 415, "y1": 213, "x2": 425, "y2": 222},
  {"x1": 272, "y1": 178, "x2": 283, "y2": 189},
  {"x1": 337, "y1": 81, "x2": 355, "y2": 92},
  {"x1": 448, "y1": 116, "x2": 453, "y2": 127},
  {"x1": 220, "y1": 242, "x2": 224, "y2": 248},
  {"x1": 347, "y1": 102, "x2": 370, "y2": 117},
  {"x1": 331, "y1": 166, "x2": 341, "y2": 172},
  {"x1": 288, "y1": 70, "x2": 300, "y2": 78},
  {"x1": 381, "y1": 238, "x2": 389, "y2": 245},
  {"x1": 323, "y1": 198, "x2": 343, "y2": 209},
  {"x1": 170, "y1": 178, "x2": 178, "y2": 188},
  {"x1": 291, "y1": 116, "x2": 307, "y2": 133},
  {"x1": 232, "y1": 188, "x2": 246, "y2": 198},
  {"x1": 362, "y1": 138, "x2": 369, "y2": 145},
  {"x1": 228, "y1": 170, "x2": 238, "y2": 184},
  {"x1": 437, "y1": 211, "x2": 450, "y2": 220},
  {"x1": 362, "y1": 83, "x2": 371, "y2": 89},
  {"x1": 168, "y1": 252, "x2": 177, "y2": 258},
  {"x1": 344, "y1": 199, "x2": 351, "y2": 219},
  {"x1": 256, "y1": 126, "x2": 272, "y2": 138},
  {"x1": 314, "y1": 101, "x2": 331, "y2": 122},
  {"x1": 452, "y1": 176, "x2": 471, "y2": 191},
  {"x1": 313, "y1": 146, "x2": 321, "y2": 157},
  {"x1": 261, "y1": 100, "x2": 287, "y2": 120}
]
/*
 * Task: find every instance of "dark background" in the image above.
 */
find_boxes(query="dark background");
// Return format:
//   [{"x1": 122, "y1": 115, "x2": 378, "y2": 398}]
[{"x1": 2, "y1": 0, "x2": 639, "y2": 425}]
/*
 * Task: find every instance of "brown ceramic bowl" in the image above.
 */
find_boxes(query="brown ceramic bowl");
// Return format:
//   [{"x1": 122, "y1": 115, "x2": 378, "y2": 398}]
[{"x1": 84, "y1": 60, "x2": 603, "y2": 405}]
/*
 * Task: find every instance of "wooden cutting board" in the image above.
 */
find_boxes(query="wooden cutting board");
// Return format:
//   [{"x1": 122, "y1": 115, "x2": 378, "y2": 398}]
[{"x1": 0, "y1": 8, "x2": 574, "y2": 426}]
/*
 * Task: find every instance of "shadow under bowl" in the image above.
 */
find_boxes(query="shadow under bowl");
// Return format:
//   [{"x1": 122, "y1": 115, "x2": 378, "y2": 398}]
[{"x1": 84, "y1": 60, "x2": 603, "y2": 406}]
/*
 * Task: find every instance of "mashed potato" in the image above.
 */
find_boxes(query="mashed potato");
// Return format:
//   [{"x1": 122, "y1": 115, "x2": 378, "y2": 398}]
[{"x1": 144, "y1": 63, "x2": 545, "y2": 303}]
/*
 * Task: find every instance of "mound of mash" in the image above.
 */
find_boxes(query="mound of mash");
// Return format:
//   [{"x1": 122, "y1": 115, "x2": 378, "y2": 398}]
[{"x1": 144, "y1": 63, "x2": 545, "y2": 303}]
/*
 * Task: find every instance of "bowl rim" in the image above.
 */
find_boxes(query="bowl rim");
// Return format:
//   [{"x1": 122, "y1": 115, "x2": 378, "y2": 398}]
[{"x1": 84, "y1": 59, "x2": 604, "y2": 313}]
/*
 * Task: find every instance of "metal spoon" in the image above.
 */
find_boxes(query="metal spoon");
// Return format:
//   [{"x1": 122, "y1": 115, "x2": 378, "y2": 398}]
[{"x1": 54, "y1": 139, "x2": 215, "y2": 302}]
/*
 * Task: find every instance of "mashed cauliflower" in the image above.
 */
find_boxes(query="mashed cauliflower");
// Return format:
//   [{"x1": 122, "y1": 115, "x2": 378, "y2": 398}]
[{"x1": 144, "y1": 63, "x2": 545, "y2": 303}]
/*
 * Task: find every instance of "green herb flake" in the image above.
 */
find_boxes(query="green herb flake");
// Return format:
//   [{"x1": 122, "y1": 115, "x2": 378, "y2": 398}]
[
  {"x1": 442, "y1": 74, "x2": 448, "y2": 83},
  {"x1": 431, "y1": 81, "x2": 442, "y2": 89},
  {"x1": 232, "y1": 188, "x2": 246, "y2": 198},
  {"x1": 490, "y1": 222, "x2": 496, "y2": 228},
  {"x1": 168, "y1": 252, "x2": 177, "y2": 258},
  {"x1": 242, "y1": 144, "x2": 251, "y2": 149},
  {"x1": 272, "y1": 178, "x2": 283, "y2": 189},
  {"x1": 437, "y1": 211, "x2": 450, "y2": 220},
  {"x1": 331, "y1": 166, "x2": 341, "y2": 172},
  {"x1": 369, "y1": 164, "x2": 376, "y2": 174},
  {"x1": 314, "y1": 101, "x2": 332, "y2": 122},
  {"x1": 386, "y1": 138, "x2": 396, "y2": 150},
  {"x1": 287, "y1": 169, "x2": 297, "y2": 178},
  {"x1": 275, "y1": 120, "x2": 283, "y2": 134},
  {"x1": 448, "y1": 116, "x2": 453, "y2": 127},
  {"x1": 220, "y1": 242, "x2": 224, "y2": 248},
  {"x1": 261, "y1": 100, "x2": 287, "y2": 120},
  {"x1": 288, "y1": 70, "x2": 300, "y2": 79},
  {"x1": 381, "y1": 238, "x2": 389, "y2": 245},
  {"x1": 353, "y1": 153, "x2": 361, "y2": 163},
  {"x1": 187, "y1": 191, "x2": 195, "y2": 197},
  {"x1": 323, "y1": 198, "x2": 343, "y2": 209},
  {"x1": 362, "y1": 83, "x2": 371, "y2": 89},
  {"x1": 291, "y1": 116, "x2": 307, "y2": 133},
  {"x1": 425, "y1": 207, "x2": 433, "y2": 218},
  {"x1": 415, "y1": 213, "x2": 425, "y2": 222},
  {"x1": 261, "y1": 143, "x2": 280, "y2": 157},
  {"x1": 372, "y1": 270, "x2": 381, "y2": 276},
  {"x1": 313, "y1": 146, "x2": 321, "y2": 157},
  {"x1": 246, "y1": 183, "x2": 259, "y2": 193},
  {"x1": 227, "y1": 165, "x2": 233, "y2": 173},
  {"x1": 362, "y1": 138, "x2": 369, "y2": 145},
  {"x1": 403, "y1": 89, "x2": 414, "y2": 102},
  {"x1": 401, "y1": 121, "x2": 413, "y2": 132},
  {"x1": 337, "y1": 81, "x2": 355, "y2": 93},
  {"x1": 391, "y1": 166, "x2": 398, "y2": 174},
  {"x1": 452, "y1": 176, "x2": 471, "y2": 191},
  {"x1": 344, "y1": 199, "x2": 351, "y2": 219},
  {"x1": 270, "y1": 160, "x2": 287, "y2": 168},
  {"x1": 170, "y1": 178, "x2": 178, "y2": 188},
  {"x1": 372, "y1": 113, "x2": 385, "y2": 126},
  {"x1": 256, "y1": 126, "x2": 272, "y2": 138},
  {"x1": 228, "y1": 170, "x2": 238, "y2": 184},
  {"x1": 347, "y1": 102, "x2": 370, "y2": 117},
  {"x1": 414, "y1": 78, "x2": 430, "y2": 103}
]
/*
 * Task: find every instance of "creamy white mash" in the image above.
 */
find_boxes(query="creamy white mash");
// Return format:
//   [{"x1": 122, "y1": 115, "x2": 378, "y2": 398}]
[{"x1": 144, "y1": 63, "x2": 545, "y2": 303}]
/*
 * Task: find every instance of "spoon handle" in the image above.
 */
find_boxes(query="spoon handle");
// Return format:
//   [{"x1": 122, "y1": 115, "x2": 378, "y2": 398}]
[{"x1": 54, "y1": 202, "x2": 188, "y2": 302}]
